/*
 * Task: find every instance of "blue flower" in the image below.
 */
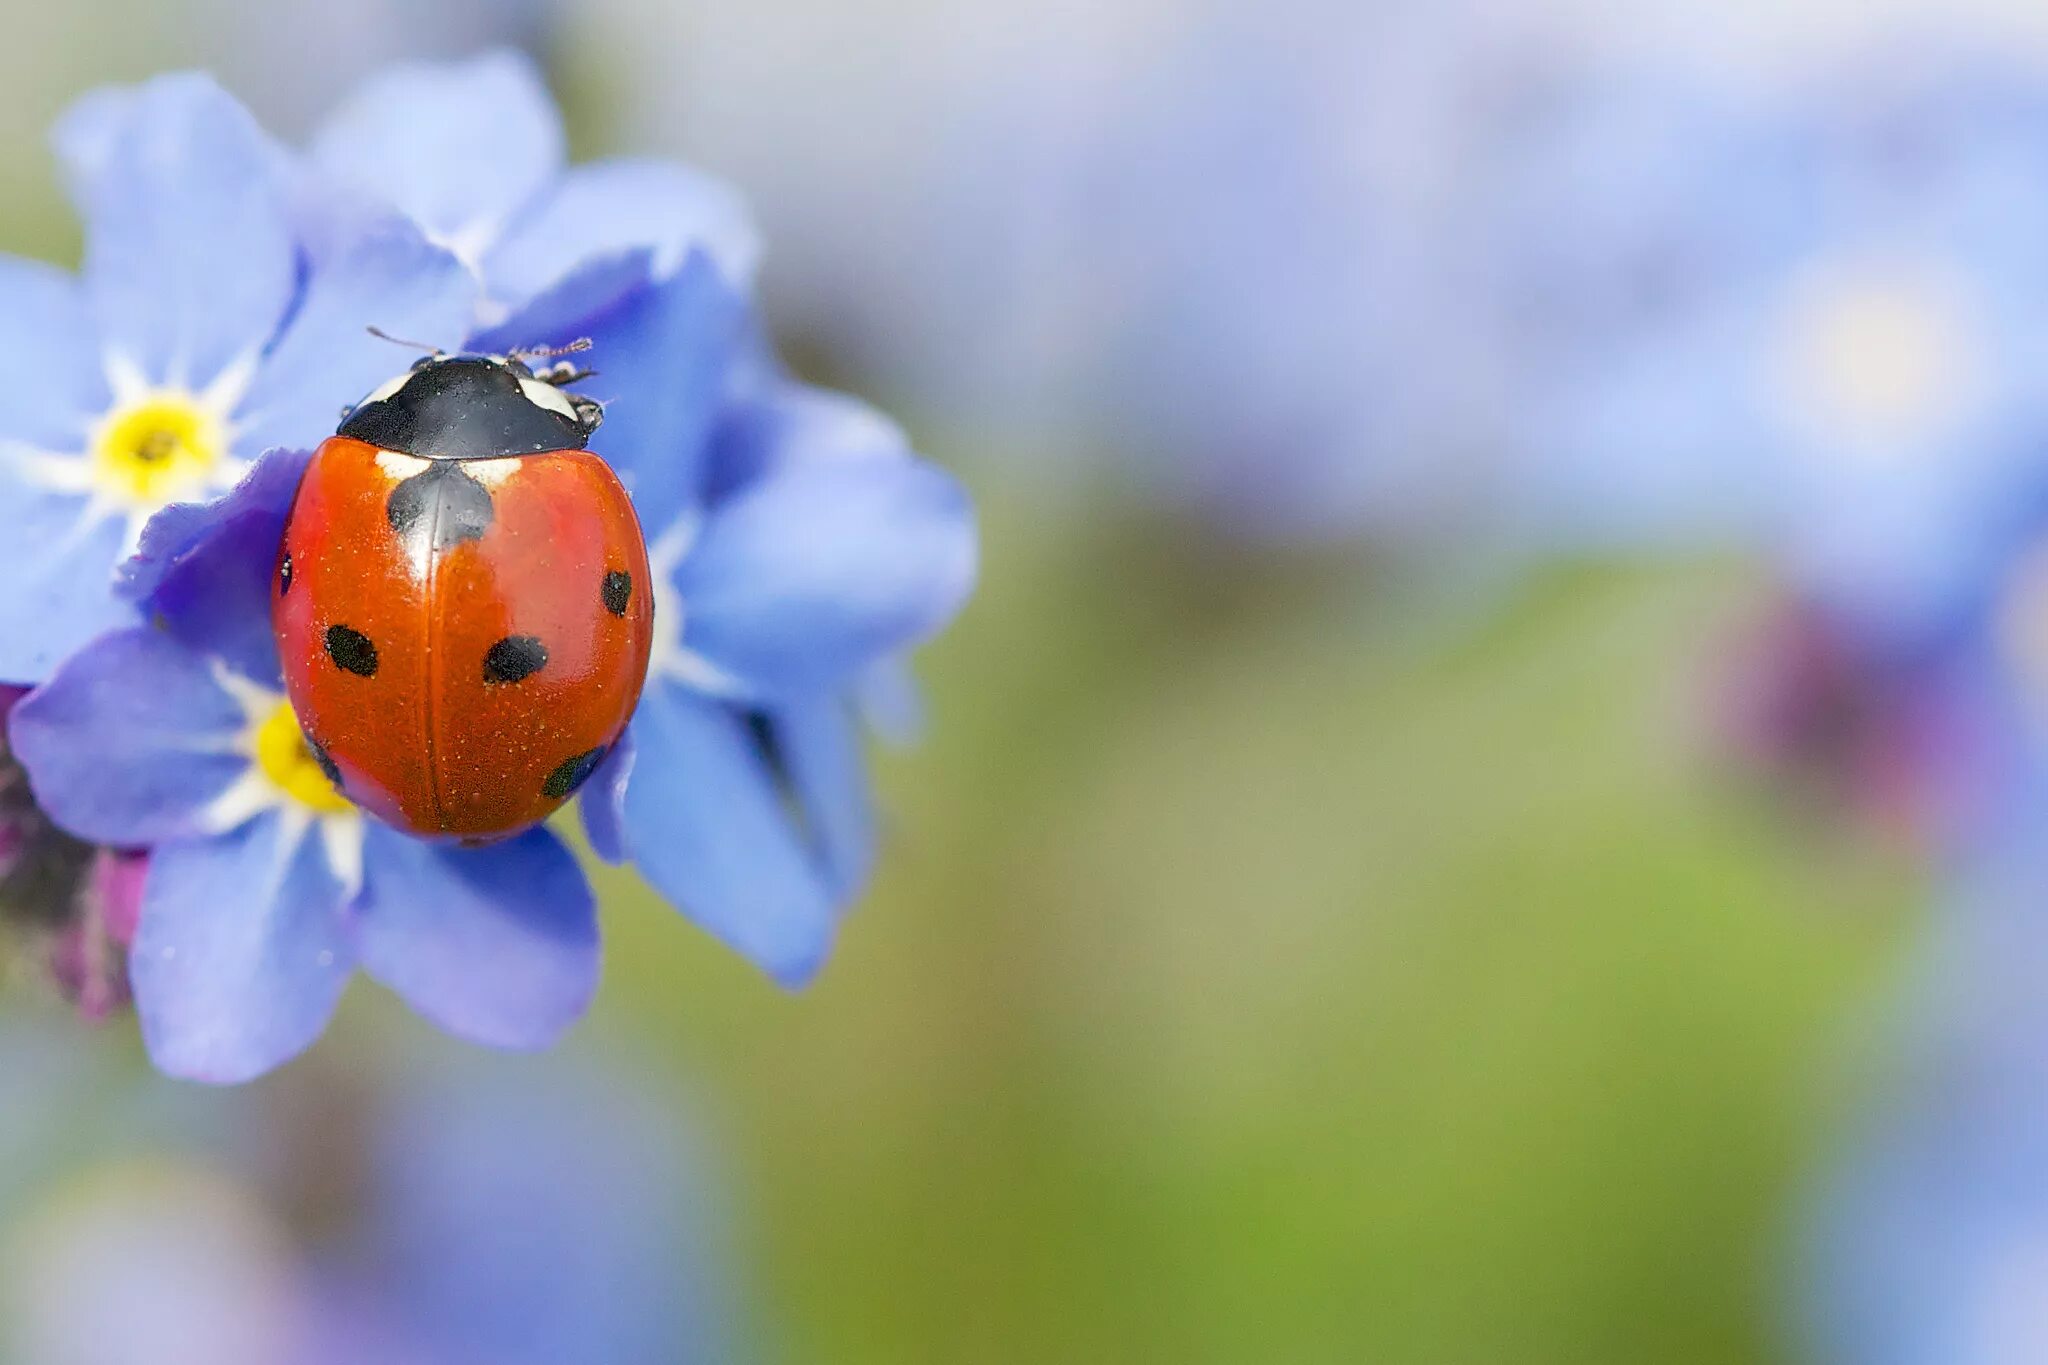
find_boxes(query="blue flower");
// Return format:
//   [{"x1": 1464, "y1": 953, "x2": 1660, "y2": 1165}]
[
  {"x1": 1497, "y1": 57, "x2": 2048, "y2": 647},
  {"x1": 0, "y1": 73, "x2": 475, "y2": 684},
  {"x1": 1802, "y1": 820, "x2": 2048, "y2": 1364},
  {"x1": 0, "y1": 1029, "x2": 735, "y2": 1364},
  {"x1": 305, "y1": 50, "x2": 759, "y2": 323},
  {"x1": 312, "y1": 1048, "x2": 736, "y2": 1365},
  {"x1": 478, "y1": 269, "x2": 978, "y2": 986},
  {"x1": 9, "y1": 452, "x2": 600, "y2": 1084}
]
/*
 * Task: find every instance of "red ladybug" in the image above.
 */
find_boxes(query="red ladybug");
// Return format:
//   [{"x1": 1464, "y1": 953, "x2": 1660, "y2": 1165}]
[{"x1": 272, "y1": 352, "x2": 654, "y2": 842}]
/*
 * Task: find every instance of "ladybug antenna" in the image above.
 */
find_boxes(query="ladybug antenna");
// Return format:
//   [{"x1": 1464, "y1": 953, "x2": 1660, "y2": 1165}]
[
  {"x1": 512, "y1": 339, "x2": 598, "y2": 387},
  {"x1": 508, "y1": 337, "x2": 594, "y2": 363},
  {"x1": 365, "y1": 325, "x2": 444, "y2": 355}
]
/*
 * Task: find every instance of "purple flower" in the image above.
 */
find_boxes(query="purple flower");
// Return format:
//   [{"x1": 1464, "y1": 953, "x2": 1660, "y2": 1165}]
[
  {"x1": 0, "y1": 685, "x2": 146, "y2": 1021},
  {"x1": 10, "y1": 453, "x2": 599, "y2": 1083},
  {"x1": 0, "y1": 72, "x2": 474, "y2": 684}
]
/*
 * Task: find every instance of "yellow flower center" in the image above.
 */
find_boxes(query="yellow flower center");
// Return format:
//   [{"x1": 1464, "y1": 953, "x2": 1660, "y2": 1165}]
[
  {"x1": 90, "y1": 393, "x2": 225, "y2": 504},
  {"x1": 252, "y1": 702, "x2": 353, "y2": 816}
]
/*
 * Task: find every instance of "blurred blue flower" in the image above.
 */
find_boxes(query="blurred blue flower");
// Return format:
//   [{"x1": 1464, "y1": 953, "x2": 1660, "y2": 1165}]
[
  {"x1": 480, "y1": 274, "x2": 978, "y2": 985},
  {"x1": 0, "y1": 72, "x2": 474, "y2": 684},
  {"x1": 1499, "y1": 56, "x2": 2048, "y2": 647},
  {"x1": 593, "y1": 0, "x2": 1534, "y2": 544},
  {"x1": 304, "y1": 49, "x2": 758, "y2": 324},
  {"x1": 11, "y1": 452, "x2": 600, "y2": 1084},
  {"x1": 1803, "y1": 820, "x2": 2048, "y2": 1364},
  {"x1": 0, "y1": 1029, "x2": 735, "y2": 1364}
]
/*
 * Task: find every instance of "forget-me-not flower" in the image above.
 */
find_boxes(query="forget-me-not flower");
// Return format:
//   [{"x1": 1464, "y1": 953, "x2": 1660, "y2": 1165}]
[
  {"x1": 10, "y1": 452, "x2": 600, "y2": 1083},
  {"x1": 0, "y1": 73, "x2": 474, "y2": 683},
  {"x1": 0, "y1": 55, "x2": 977, "y2": 1073}
]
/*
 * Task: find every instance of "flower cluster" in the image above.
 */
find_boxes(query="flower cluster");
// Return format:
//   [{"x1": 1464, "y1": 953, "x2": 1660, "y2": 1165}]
[{"x1": 0, "y1": 53, "x2": 976, "y2": 1082}]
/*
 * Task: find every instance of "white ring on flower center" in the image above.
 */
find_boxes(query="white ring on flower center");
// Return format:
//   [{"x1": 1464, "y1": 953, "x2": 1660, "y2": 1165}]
[
  {"x1": 3, "y1": 348, "x2": 257, "y2": 556},
  {"x1": 1772, "y1": 254, "x2": 1982, "y2": 465},
  {"x1": 198, "y1": 666, "x2": 365, "y2": 900},
  {"x1": 644, "y1": 513, "x2": 744, "y2": 697}
]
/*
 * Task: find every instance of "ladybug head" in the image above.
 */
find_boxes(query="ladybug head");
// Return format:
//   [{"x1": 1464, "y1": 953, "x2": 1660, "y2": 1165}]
[{"x1": 339, "y1": 350, "x2": 604, "y2": 460}]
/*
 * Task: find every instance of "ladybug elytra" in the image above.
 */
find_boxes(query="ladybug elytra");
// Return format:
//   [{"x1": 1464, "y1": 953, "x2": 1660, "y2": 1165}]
[{"x1": 272, "y1": 352, "x2": 654, "y2": 842}]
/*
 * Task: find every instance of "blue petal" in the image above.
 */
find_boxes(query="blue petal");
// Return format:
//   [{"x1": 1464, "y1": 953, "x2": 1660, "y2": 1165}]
[
  {"x1": 234, "y1": 212, "x2": 475, "y2": 457},
  {"x1": 10, "y1": 628, "x2": 251, "y2": 845},
  {"x1": 57, "y1": 74, "x2": 297, "y2": 390},
  {"x1": 0, "y1": 256, "x2": 107, "y2": 446},
  {"x1": 366, "y1": 1050, "x2": 733, "y2": 1365},
  {"x1": 770, "y1": 695, "x2": 875, "y2": 903},
  {"x1": 705, "y1": 381, "x2": 916, "y2": 502},
  {"x1": 468, "y1": 249, "x2": 656, "y2": 355},
  {"x1": 578, "y1": 730, "x2": 636, "y2": 865},
  {"x1": 0, "y1": 481, "x2": 133, "y2": 685},
  {"x1": 486, "y1": 157, "x2": 761, "y2": 306},
  {"x1": 355, "y1": 824, "x2": 599, "y2": 1050},
  {"x1": 675, "y1": 456, "x2": 978, "y2": 696},
  {"x1": 624, "y1": 684, "x2": 837, "y2": 986},
  {"x1": 131, "y1": 814, "x2": 356, "y2": 1084},
  {"x1": 122, "y1": 447, "x2": 309, "y2": 688},
  {"x1": 308, "y1": 50, "x2": 561, "y2": 264},
  {"x1": 857, "y1": 657, "x2": 926, "y2": 747},
  {"x1": 483, "y1": 257, "x2": 747, "y2": 532}
]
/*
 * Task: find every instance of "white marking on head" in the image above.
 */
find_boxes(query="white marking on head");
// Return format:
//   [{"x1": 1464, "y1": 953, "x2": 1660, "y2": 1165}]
[
  {"x1": 515, "y1": 375, "x2": 579, "y2": 422},
  {"x1": 358, "y1": 370, "x2": 412, "y2": 408}
]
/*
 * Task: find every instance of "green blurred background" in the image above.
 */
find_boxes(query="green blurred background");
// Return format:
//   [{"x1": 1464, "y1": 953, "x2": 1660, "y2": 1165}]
[{"x1": 584, "y1": 506, "x2": 1919, "y2": 1362}]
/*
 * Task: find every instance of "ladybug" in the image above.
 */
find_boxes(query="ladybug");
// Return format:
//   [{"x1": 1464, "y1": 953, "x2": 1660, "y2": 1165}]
[{"x1": 272, "y1": 351, "x2": 654, "y2": 842}]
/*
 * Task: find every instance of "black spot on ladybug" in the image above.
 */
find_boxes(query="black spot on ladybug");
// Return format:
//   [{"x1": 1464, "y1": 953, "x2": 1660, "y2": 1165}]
[
  {"x1": 601, "y1": 570, "x2": 632, "y2": 617},
  {"x1": 307, "y1": 737, "x2": 343, "y2": 791},
  {"x1": 483, "y1": 635, "x2": 548, "y2": 684},
  {"x1": 325, "y1": 625, "x2": 379, "y2": 677},
  {"x1": 387, "y1": 461, "x2": 494, "y2": 553},
  {"x1": 278, "y1": 551, "x2": 293, "y2": 596},
  {"x1": 542, "y1": 745, "x2": 607, "y2": 800}
]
